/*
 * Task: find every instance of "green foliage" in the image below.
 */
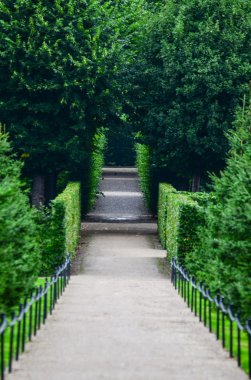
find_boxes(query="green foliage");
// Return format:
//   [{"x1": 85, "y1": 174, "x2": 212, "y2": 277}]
[
  {"x1": 55, "y1": 182, "x2": 81, "y2": 256},
  {"x1": 38, "y1": 182, "x2": 81, "y2": 275},
  {"x1": 157, "y1": 183, "x2": 176, "y2": 249},
  {"x1": 180, "y1": 191, "x2": 216, "y2": 207},
  {"x1": 165, "y1": 193, "x2": 205, "y2": 263},
  {"x1": 135, "y1": 143, "x2": 151, "y2": 209},
  {"x1": 127, "y1": 0, "x2": 251, "y2": 180},
  {"x1": 105, "y1": 124, "x2": 135, "y2": 166},
  {"x1": 185, "y1": 101, "x2": 251, "y2": 319},
  {"x1": 0, "y1": 133, "x2": 40, "y2": 312},
  {"x1": 84, "y1": 129, "x2": 107, "y2": 213},
  {"x1": 0, "y1": 0, "x2": 148, "y2": 190},
  {"x1": 158, "y1": 183, "x2": 212, "y2": 262}
]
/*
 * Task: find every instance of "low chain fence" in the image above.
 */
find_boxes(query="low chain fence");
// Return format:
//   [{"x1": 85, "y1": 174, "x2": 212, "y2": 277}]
[
  {"x1": 0, "y1": 255, "x2": 71, "y2": 380},
  {"x1": 171, "y1": 257, "x2": 251, "y2": 378}
]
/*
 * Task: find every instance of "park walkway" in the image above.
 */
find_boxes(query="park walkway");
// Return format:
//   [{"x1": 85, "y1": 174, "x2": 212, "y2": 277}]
[{"x1": 8, "y1": 168, "x2": 247, "y2": 380}]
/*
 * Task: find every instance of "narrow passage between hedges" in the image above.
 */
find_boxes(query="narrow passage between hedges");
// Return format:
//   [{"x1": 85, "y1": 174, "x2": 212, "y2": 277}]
[{"x1": 7, "y1": 168, "x2": 247, "y2": 380}]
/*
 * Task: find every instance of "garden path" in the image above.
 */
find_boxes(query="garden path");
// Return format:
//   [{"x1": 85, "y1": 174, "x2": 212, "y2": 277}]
[{"x1": 8, "y1": 168, "x2": 247, "y2": 380}]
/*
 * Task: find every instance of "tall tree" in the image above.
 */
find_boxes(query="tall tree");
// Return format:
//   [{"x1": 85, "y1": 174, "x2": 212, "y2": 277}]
[
  {"x1": 126, "y1": 0, "x2": 251, "y2": 188},
  {"x1": 0, "y1": 0, "x2": 148, "y2": 203}
]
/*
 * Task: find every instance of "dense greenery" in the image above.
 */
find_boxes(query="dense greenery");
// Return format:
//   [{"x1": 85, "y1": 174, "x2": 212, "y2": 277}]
[
  {"x1": 135, "y1": 143, "x2": 151, "y2": 209},
  {"x1": 127, "y1": 0, "x2": 251, "y2": 186},
  {"x1": 84, "y1": 129, "x2": 106, "y2": 213},
  {"x1": 0, "y1": 133, "x2": 40, "y2": 311},
  {"x1": 0, "y1": 0, "x2": 146, "y2": 203},
  {"x1": 38, "y1": 182, "x2": 81, "y2": 275},
  {"x1": 105, "y1": 124, "x2": 135, "y2": 166},
  {"x1": 158, "y1": 185, "x2": 209, "y2": 263},
  {"x1": 185, "y1": 102, "x2": 251, "y2": 319},
  {"x1": 157, "y1": 183, "x2": 176, "y2": 248}
]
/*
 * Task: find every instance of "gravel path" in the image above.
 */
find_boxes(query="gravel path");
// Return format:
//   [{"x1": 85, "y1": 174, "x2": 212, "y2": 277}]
[
  {"x1": 7, "y1": 168, "x2": 247, "y2": 380},
  {"x1": 85, "y1": 167, "x2": 153, "y2": 222}
]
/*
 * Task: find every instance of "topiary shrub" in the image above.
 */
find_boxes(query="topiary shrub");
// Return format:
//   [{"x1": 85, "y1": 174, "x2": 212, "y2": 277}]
[
  {"x1": 0, "y1": 133, "x2": 40, "y2": 312},
  {"x1": 82, "y1": 129, "x2": 106, "y2": 214},
  {"x1": 165, "y1": 193, "x2": 204, "y2": 263},
  {"x1": 158, "y1": 183, "x2": 176, "y2": 249},
  {"x1": 38, "y1": 182, "x2": 81, "y2": 275},
  {"x1": 135, "y1": 143, "x2": 151, "y2": 209},
  {"x1": 54, "y1": 182, "x2": 81, "y2": 256},
  {"x1": 157, "y1": 184, "x2": 210, "y2": 263},
  {"x1": 87, "y1": 130, "x2": 106, "y2": 211}
]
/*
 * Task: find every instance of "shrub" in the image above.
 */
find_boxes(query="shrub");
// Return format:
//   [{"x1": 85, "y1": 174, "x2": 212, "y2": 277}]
[
  {"x1": 88, "y1": 130, "x2": 106, "y2": 211},
  {"x1": 157, "y1": 184, "x2": 212, "y2": 263},
  {"x1": 158, "y1": 183, "x2": 176, "y2": 249},
  {"x1": 179, "y1": 191, "x2": 216, "y2": 207},
  {"x1": 38, "y1": 182, "x2": 81, "y2": 275},
  {"x1": 185, "y1": 101, "x2": 251, "y2": 319},
  {"x1": 0, "y1": 133, "x2": 40, "y2": 312},
  {"x1": 82, "y1": 129, "x2": 106, "y2": 214},
  {"x1": 165, "y1": 192, "x2": 205, "y2": 263},
  {"x1": 135, "y1": 143, "x2": 151, "y2": 209}
]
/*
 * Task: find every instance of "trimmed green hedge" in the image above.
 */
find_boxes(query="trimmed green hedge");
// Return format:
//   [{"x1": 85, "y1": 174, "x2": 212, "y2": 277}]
[
  {"x1": 83, "y1": 129, "x2": 106, "y2": 214},
  {"x1": 39, "y1": 182, "x2": 81, "y2": 275},
  {"x1": 135, "y1": 143, "x2": 151, "y2": 209},
  {"x1": 158, "y1": 183, "x2": 176, "y2": 248},
  {"x1": 158, "y1": 183, "x2": 212, "y2": 263},
  {"x1": 88, "y1": 130, "x2": 106, "y2": 211},
  {"x1": 165, "y1": 192, "x2": 204, "y2": 263},
  {"x1": 54, "y1": 182, "x2": 81, "y2": 256}
]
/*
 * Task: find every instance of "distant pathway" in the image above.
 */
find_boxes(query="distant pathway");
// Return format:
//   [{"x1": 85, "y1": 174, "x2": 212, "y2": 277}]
[{"x1": 8, "y1": 168, "x2": 247, "y2": 380}]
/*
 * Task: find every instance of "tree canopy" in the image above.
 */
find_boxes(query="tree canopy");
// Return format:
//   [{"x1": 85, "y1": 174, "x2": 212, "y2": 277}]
[
  {"x1": 126, "y1": 0, "x2": 251, "y2": 184},
  {"x1": 0, "y1": 0, "x2": 147, "y2": 202}
]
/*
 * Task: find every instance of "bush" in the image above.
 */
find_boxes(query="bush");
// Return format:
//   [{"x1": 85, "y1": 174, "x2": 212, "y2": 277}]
[
  {"x1": 158, "y1": 183, "x2": 176, "y2": 249},
  {"x1": 158, "y1": 183, "x2": 212, "y2": 263},
  {"x1": 185, "y1": 101, "x2": 251, "y2": 320},
  {"x1": 38, "y1": 182, "x2": 81, "y2": 275},
  {"x1": 179, "y1": 191, "x2": 216, "y2": 207},
  {"x1": 165, "y1": 192, "x2": 205, "y2": 263},
  {"x1": 83, "y1": 129, "x2": 106, "y2": 214},
  {"x1": 135, "y1": 143, "x2": 151, "y2": 210},
  {"x1": 0, "y1": 133, "x2": 40, "y2": 312}
]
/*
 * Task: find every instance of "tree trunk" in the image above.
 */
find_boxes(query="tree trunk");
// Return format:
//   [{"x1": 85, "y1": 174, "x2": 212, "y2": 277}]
[
  {"x1": 46, "y1": 173, "x2": 58, "y2": 204},
  {"x1": 31, "y1": 174, "x2": 45, "y2": 207},
  {"x1": 192, "y1": 173, "x2": 201, "y2": 192}
]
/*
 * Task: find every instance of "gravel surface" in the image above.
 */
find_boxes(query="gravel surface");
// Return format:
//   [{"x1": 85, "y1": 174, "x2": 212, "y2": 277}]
[{"x1": 86, "y1": 167, "x2": 154, "y2": 222}]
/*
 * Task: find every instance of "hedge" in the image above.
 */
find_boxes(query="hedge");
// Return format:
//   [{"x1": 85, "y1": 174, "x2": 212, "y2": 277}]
[
  {"x1": 39, "y1": 182, "x2": 81, "y2": 275},
  {"x1": 135, "y1": 143, "x2": 151, "y2": 209},
  {"x1": 165, "y1": 192, "x2": 205, "y2": 263},
  {"x1": 158, "y1": 183, "x2": 176, "y2": 249},
  {"x1": 180, "y1": 191, "x2": 216, "y2": 207},
  {"x1": 158, "y1": 183, "x2": 212, "y2": 263},
  {"x1": 54, "y1": 182, "x2": 81, "y2": 256},
  {"x1": 83, "y1": 129, "x2": 106, "y2": 214}
]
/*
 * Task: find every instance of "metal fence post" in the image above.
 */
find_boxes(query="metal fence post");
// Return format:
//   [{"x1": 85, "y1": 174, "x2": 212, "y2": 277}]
[{"x1": 8, "y1": 312, "x2": 15, "y2": 374}]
